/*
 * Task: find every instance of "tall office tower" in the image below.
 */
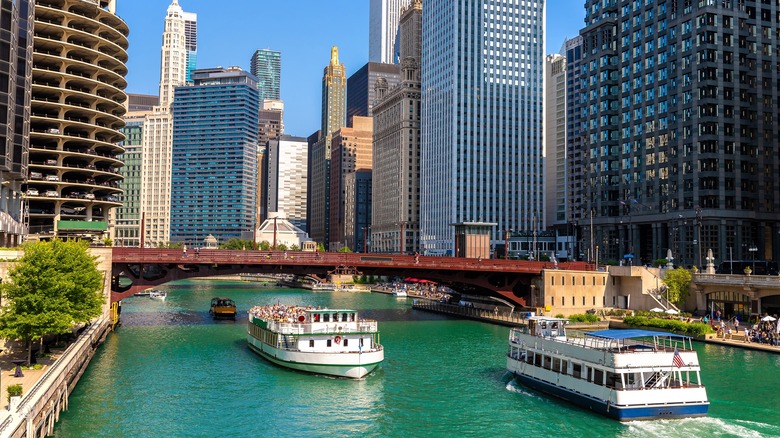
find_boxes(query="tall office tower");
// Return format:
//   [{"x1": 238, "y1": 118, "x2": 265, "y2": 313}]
[
  {"x1": 183, "y1": 11, "x2": 197, "y2": 83},
  {"x1": 344, "y1": 169, "x2": 372, "y2": 253},
  {"x1": 27, "y1": 0, "x2": 127, "y2": 242},
  {"x1": 346, "y1": 62, "x2": 400, "y2": 126},
  {"x1": 372, "y1": 0, "x2": 422, "y2": 254},
  {"x1": 579, "y1": 0, "x2": 780, "y2": 267},
  {"x1": 170, "y1": 67, "x2": 259, "y2": 245},
  {"x1": 369, "y1": 0, "x2": 404, "y2": 63},
  {"x1": 116, "y1": 114, "x2": 145, "y2": 247},
  {"x1": 308, "y1": 46, "x2": 346, "y2": 246},
  {"x1": 265, "y1": 135, "x2": 308, "y2": 232},
  {"x1": 544, "y1": 54, "x2": 568, "y2": 254},
  {"x1": 140, "y1": 0, "x2": 190, "y2": 246},
  {"x1": 329, "y1": 116, "x2": 373, "y2": 250},
  {"x1": 420, "y1": 0, "x2": 545, "y2": 256},
  {"x1": 257, "y1": 100, "x2": 284, "y2": 224},
  {"x1": 564, "y1": 36, "x2": 584, "y2": 260},
  {"x1": 305, "y1": 129, "x2": 321, "y2": 237},
  {"x1": 0, "y1": 0, "x2": 32, "y2": 246},
  {"x1": 250, "y1": 49, "x2": 281, "y2": 101}
]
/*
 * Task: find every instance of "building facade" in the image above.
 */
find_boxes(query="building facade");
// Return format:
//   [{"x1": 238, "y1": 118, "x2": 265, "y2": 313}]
[
  {"x1": 371, "y1": 0, "x2": 422, "y2": 254},
  {"x1": 308, "y1": 47, "x2": 346, "y2": 247},
  {"x1": 420, "y1": 0, "x2": 546, "y2": 256},
  {"x1": 250, "y1": 48, "x2": 281, "y2": 101},
  {"x1": 344, "y1": 169, "x2": 372, "y2": 253},
  {"x1": 265, "y1": 135, "x2": 308, "y2": 232},
  {"x1": 115, "y1": 113, "x2": 144, "y2": 247},
  {"x1": 565, "y1": 36, "x2": 584, "y2": 260},
  {"x1": 170, "y1": 67, "x2": 260, "y2": 245},
  {"x1": 183, "y1": 10, "x2": 197, "y2": 83},
  {"x1": 26, "y1": 0, "x2": 127, "y2": 242},
  {"x1": 0, "y1": 0, "x2": 32, "y2": 246},
  {"x1": 329, "y1": 116, "x2": 373, "y2": 250},
  {"x1": 369, "y1": 0, "x2": 404, "y2": 63},
  {"x1": 139, "y1": 0, "x2": 190, "y2": 246},
  {"x1": 578, "y1": 0, "x2": 780, "y2": 266},
  {"x1": 346, "y1": 62, "x2": 400, "y2": 126}
]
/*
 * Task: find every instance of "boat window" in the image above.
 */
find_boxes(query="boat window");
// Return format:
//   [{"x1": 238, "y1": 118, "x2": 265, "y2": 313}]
[
  {"x1": 572, "y1": 363, "x2": 582, "y2": 379},
  {"x1": 525, "y1": 352, "x2": 534, "y2": 364},
  {"x1": 314, "y1": 314, "x2": 320, "y2": 322},
  {"x1": 343, "y1": 338, "x2": 349, "y2": 347},
  {"x1": 552, "y1": 358, "x2": 561, "y2": 372},
  {"x1": 323, "y1": 314, "x2": 330, "y2": 322},
  {"x1": 534, "y1": 354, "x2": 542, "y2": 367},
  {"x1": 309, "y1": 339, "x2": 314, "y2": 348},
  {"x1": 587, "y1": 367, "x2": 594, "y2": 382},
  {"x1": 359, "y1": 338, "x2": 364, "y2": 347},
  {"x1": 606, "y1": 371, "x2": 619, "y2": 388},
  {"x1": 594, "y1": 368, "x2": 605, "y2": 386},
  {"x1": 327, "y1": 339, "x2": 332, "y2": 347},
  {"x1": 543, "y1": 355, "x2": 552, "y2": 370},
  {"x1": 342, "y1": 312, "x2": 348, "y2": 321},
  {"x1": 350, "y1": 313, "x2": 356, "y2": 321},
  {"x1": 560, "y1": 360, "x2": 568, "y2": 375}
]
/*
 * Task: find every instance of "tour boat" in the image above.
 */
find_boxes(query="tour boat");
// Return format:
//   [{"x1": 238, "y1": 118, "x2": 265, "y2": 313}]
[
  {"x1": 210, "y1": 297, "x2": 237, "y2": 319},
  {"x1": 506, "y1": 317, "x2": 709, "y2": 421},
  {"x1": 392, "y1": 288, "x2": 408, "y2": 298},
  {"x1": 148, "y1": 290, "x2": 167, "y2": 301},
  {"x1": 247, "y1": 305, "x2": 384, "y2": 379}
]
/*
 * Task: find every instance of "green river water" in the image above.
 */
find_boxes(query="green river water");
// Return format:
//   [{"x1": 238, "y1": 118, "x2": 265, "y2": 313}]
[{"x1": 52, "y1": 280, "x2": 780, "y2": 437}]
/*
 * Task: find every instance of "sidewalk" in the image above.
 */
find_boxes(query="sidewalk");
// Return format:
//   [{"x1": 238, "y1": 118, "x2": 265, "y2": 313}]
[
  {"x1": 700, "y1": 333, "x2": 780, "y2": 353},
  {"x1": 0, "y1": 342, "x2": 63, "y2": 412}
]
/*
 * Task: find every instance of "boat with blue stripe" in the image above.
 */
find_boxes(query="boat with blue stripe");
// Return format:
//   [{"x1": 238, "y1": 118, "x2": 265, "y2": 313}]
[{"x1": 506, "y1": 317, "x2": 709, "y2": 421}]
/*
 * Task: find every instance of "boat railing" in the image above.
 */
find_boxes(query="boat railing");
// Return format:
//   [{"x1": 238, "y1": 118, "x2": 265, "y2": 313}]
[
  {"x1": 510, "y1": 328, "x2": 694, "y2": 353},
  {"x1": 264, "y1": 319, "x2": 379, "y2": 335}
]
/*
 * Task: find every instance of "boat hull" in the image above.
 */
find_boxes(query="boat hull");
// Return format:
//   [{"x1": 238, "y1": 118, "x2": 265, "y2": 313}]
[
  {"x1": 247, "y1": 336, "x2": 383, "y2": 379},
  {"x1": 512, "y1": 372, "x2": 709, "y2": 421}
]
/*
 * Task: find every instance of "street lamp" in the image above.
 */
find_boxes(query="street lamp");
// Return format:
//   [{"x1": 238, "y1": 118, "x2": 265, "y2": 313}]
[{"x1": 749, "y1": 244, "x2": 758, "y2": 273}]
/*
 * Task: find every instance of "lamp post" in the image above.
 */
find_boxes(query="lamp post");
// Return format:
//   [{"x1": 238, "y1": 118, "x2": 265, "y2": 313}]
[{"x1": 749, "y1": 244, "x2": 758, "y2": 273}]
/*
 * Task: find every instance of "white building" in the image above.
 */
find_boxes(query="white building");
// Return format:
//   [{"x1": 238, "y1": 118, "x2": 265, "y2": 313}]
[
  {"x1": 265, "y1": 135, "x2": 308, "y2": 232},
  {"x1": 139, "y1": 0, "x2": 192, "y2": 246},
  {"x1": 369, "y1": 0, "x2": 404, "y2": 64},
  {"x1": 256, "y1": 211, "x2": 310, "y2": 249},
  {"x1": 420, "y1": 0, "x2": 546, "y2": 256}
]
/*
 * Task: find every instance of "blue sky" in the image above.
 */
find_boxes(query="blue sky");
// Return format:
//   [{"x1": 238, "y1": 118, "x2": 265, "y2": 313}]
[{"x1": 117, "y1": 1, "x2": 584, "y2": 137}]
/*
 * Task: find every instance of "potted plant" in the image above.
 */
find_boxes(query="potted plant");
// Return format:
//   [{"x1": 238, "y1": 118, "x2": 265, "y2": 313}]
[
  {"x1": 744, "y1": 266, "x2": 752, "y2": 275},
  {"x1": 6, "y1": 384, "x2": 22, "y2": 411}
]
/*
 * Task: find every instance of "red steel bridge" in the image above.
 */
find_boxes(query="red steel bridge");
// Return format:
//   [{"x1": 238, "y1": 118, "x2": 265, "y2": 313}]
[{"x1": 110, "y1": 248, "x2": 592, "y2": 306}]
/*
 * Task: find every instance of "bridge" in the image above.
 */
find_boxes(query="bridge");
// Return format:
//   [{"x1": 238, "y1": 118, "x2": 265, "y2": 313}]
[
  {"x1": 110, "y1": 248, "x2": 592, "y2": 306},
  {"x1": 691, "y1": 273, "x2": 780, "y2": 316}
]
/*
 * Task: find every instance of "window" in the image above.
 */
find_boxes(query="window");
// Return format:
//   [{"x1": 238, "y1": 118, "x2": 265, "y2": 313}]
[
  {"x1": 343, "y1": 339, "x2": 349, "y2": 347},
  {"x1": 309, "y1": 340, "x2": 314, "y2": 348}
]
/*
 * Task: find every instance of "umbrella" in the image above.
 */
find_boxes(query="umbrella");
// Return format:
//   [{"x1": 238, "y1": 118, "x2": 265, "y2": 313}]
[
  {"x1": 649, "y1": 308, "x2": 664, "y2": 313},
  {"x1": 665, "y1": 309, "x2": 679, "y2": 315},
  {"x1": 761, "y1": 315, "x2": 776, "y2": 322}
]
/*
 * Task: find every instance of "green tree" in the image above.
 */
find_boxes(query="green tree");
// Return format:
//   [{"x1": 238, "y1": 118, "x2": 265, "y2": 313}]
[
  {"x1": 338, "y1": 246, "x2": 353, "y2": 253},
  {"x1": 289, "y1": 244, "x2": 300, "y2": 251},
  {"x1": 258, "y1": 241, "x2": 271, "y2": 251},
  {"x1": 220, "y1": 239, "x2": 255, "y2": 250},
  {"x1": 156, "y1": 241, "x2": 183, "y2": 249},
  {"x1": 663, "y1": 267, "x2": 693, "y2": 307},
  {"x1": 0, "y1": 240, "x2": 104, "y2": 364},
  {"x1": 276, "y1": 243, "x2": 288, "y2": 251},
  {"x1": 317, "y1": 243, "x2": 326, "y2": 253}
]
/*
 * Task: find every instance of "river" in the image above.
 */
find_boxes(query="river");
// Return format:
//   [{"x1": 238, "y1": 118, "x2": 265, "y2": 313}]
[{"x1": 53, "y1": 280, "x2": 780, "y2": 437}]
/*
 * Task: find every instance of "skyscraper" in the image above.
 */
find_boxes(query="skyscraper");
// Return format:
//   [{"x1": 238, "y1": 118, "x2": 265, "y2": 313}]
[
  {"x1": 308, "y1": 47, "x2": 346, "y2": 246},
  {"x1": 564, "y1": 36, "x2": 584, "y2": 260},
  {"x1": 372, "y1": 0, "x2": 422, "y2": 254},
  {"x1": 250, "y1": 49, "x2": 281, "y2": 101},
  {"x1": 544, "y1": 53, "x2": 568, "y2": 252},
  {"x1": 26, "y1": 0, "x2": 127, "y2": 242},
  {"x1": 183, "y1": 11, "x2": 197, "y2": 83},
  {"x1": 420, "y1": 0, "x2": 545, "y2": 255},
  {"x1": 346, "y1": 62, "x2": 399, "y2": 125},
  {"x1": 0, "y1": 0, "x2": 32, "y2": 246},
  {"x1": 578, "y1": 0, "x2": 780, "y2": 266},
  {"x1": 170, "y1": 67, "x2": 259, "y2": 245},
  {"x1": 116, "y1": 113, "x2": 145, "y2": 248},
  {"x1": 369, "y1": 0, "x2": 404, "y2": 63},
  {"x1": 265, "y1": 135, "x2": 308, "y2": 232},
  {"x1": 140, "y1": 0, "x2": 190, "y2": 246}
]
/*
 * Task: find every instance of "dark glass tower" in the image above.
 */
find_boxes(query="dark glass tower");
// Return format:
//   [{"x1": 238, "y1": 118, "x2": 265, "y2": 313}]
[{"x1": 578, "y1": 0, "x2": 780, "y2": 266}]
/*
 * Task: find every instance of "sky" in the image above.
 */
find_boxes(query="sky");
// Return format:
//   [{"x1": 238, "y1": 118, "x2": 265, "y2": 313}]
[{"x1": 117, "y1": 1, "x2": 585, "y2": 137}]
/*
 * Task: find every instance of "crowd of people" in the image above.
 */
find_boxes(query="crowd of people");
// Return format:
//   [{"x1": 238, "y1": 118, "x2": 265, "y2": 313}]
[
  {"x1": 376, "y1": 281, "x2": 452, "y2": 301},
  {"x1": 743, "y1": 318, "x2": 780, "y2": 346},
  {"x1": 248, "y1": 304, "x2": 317, "y2": 323}
]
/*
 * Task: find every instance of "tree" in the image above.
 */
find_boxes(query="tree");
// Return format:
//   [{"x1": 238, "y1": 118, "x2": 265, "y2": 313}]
[
  {"x1": 258, "y1": 241, "x2": 271, "y2": 251},
  {"x1": 219, "y1": 239, "x2": 255, "y2": 250},
  {"x1": 289, "y1": 244, "x2": 300, "y2": 251},
  {"x1": 156, "y1": 241, "x2": 183, "y2": 249},
  {"x1": 663, "y1": 267, "x2": 693, "y2": 307},
  {"x1": 338, "y1": 246, "x2": 353, "y2": 253},
  {"x1": 0, "y1": 240, "x2": 104, "y2": 364}
]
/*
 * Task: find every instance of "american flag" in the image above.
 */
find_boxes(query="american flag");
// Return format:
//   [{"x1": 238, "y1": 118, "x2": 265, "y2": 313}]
[{"x1": 673, "y1": 347, "x2": 684, "y2": 368}]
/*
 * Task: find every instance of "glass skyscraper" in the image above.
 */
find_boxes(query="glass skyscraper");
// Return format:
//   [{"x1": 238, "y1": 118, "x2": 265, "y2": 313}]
[
  {"x1": 170, "y1": 67, "x2": 260, "y2": 245},
  {"x1": 250, "y1": 49, "x2": 281, "y2": 101},
  {"x1": 420, "y1": 0, "x2": 546, "y2": 255}
]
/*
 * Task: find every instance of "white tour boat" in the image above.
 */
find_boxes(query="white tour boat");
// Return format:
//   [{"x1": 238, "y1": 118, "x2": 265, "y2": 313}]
[
  {"x1": 148, "y1": 290, "x2": 167, "y2": 301},
  {"x1": 247, "y1": 305, "x2": 384, "y2": 379},
  {"x1": 506, "y1": 317, "x2": 709, "y2": 421}
]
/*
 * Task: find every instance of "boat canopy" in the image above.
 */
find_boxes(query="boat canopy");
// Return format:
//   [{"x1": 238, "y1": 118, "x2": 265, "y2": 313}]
[{"x1": 586, "y1": 329, "x2": 691, "y2": 340}]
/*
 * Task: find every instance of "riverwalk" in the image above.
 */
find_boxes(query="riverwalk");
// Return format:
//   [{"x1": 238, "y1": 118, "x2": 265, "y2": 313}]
[{"x1": 411, "y1": 300, "x2": 780, "y2": 354}]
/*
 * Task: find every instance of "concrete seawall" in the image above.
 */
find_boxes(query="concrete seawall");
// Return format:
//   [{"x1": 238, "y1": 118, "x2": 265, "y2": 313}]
[{"x1": 0, "y1": 316, "x2": 111, "y2": 437}]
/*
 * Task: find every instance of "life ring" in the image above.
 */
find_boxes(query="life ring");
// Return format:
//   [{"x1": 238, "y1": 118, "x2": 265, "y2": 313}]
[{"x1": 334, "y1": 336, "x2": 342, "y2": 344}]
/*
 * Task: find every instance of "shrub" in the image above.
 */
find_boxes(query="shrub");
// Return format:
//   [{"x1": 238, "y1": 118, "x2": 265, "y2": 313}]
[
  {"x1": 7, "y1": 384, "x2": 22, "y2": 402},
  {"x1": 568, "y1": 313, "x2": 601, "y2": 323}
]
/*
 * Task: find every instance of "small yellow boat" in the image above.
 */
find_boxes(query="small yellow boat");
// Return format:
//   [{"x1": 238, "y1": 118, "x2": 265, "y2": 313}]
[{"x1": 210, "y1": 297, "x2": 237, "y2": 320}]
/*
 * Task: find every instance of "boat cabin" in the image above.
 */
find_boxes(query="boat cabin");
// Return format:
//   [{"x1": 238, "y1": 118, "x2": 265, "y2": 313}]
[
  {"x1": 306, "y1": 309, "x2": 358, "y2": 324},
  {"x1": 523, "y1": 317, "x2": 568, "y2": 338}
]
